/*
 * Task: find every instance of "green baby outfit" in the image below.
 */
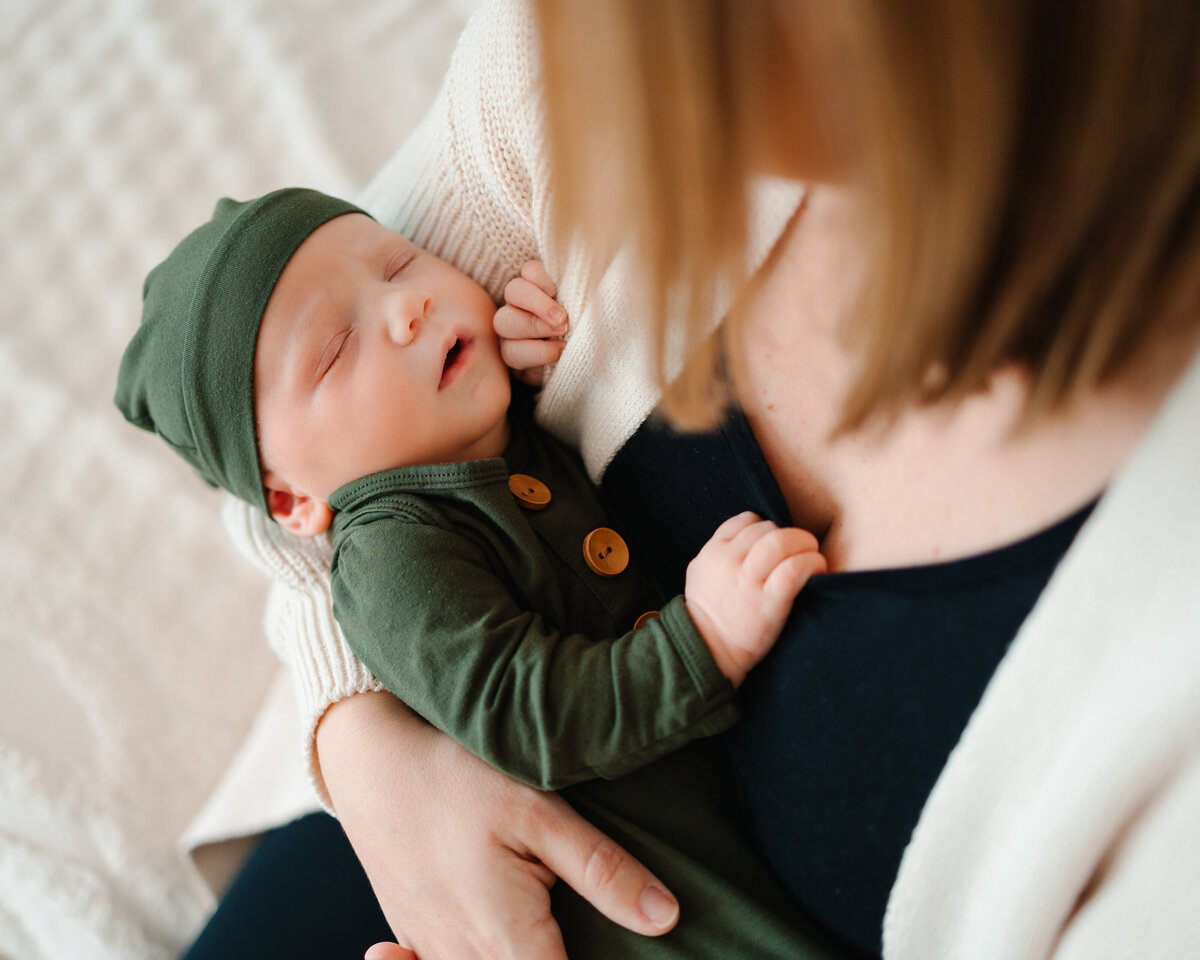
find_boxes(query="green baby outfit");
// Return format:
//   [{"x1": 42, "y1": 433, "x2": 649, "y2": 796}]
[
  {"x1": 329, "y1": 399, "x2": 738, "y2": 788},
  {"x1": 114, "y1": 183, "x2": 843, "y2": 957},
  {"x1": 329, "y1": 399, "x2": 845, "y2": 958}
]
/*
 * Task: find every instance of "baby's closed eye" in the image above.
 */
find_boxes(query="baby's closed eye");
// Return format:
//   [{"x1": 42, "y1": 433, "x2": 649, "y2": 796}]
[{"x1": 318, "y1": 329, "x2": 354, "y2": 379}]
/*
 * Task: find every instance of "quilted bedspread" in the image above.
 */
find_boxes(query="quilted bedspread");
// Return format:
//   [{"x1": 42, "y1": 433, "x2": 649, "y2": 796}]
[{"x1": 0, "y1": 2, "x2": 477, "y2": 956}]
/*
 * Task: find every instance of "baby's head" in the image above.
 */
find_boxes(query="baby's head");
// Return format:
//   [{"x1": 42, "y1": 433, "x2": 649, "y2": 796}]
[{"x1": 116, "y1": 189, "x2": 511, "y2": 536}]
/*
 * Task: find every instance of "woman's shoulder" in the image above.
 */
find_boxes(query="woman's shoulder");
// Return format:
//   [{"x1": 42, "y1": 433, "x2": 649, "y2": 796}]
[
  {"x1": 883, "y1": 349, "x2": 1200, "y2": 960},
  {"x1": 357, "y1": 0, "x2": 548, "y2": 302}
]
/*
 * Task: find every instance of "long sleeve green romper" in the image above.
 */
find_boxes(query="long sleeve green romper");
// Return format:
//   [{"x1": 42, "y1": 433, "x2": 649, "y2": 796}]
[{"x1": 329, "y1": 403, "x2": 848, "y2": 959}]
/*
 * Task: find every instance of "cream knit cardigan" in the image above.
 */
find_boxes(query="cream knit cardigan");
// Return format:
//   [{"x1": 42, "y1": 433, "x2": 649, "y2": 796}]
[{"x1": 223, "y1": 1, "x2": 1200, "y2": 956}]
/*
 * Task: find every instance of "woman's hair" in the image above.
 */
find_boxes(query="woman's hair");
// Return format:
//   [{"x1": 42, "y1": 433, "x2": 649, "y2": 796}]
[{"x1": 535, "y1": 0, "x2": 1200, "y2": 430}]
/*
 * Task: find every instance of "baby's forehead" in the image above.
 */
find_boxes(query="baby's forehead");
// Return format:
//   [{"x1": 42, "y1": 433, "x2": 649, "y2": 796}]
[{"x1": 252, "y1": 215, "x2": 389, "y2": 380}]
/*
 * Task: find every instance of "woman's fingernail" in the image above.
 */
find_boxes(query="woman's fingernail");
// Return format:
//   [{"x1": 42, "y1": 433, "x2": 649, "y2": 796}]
[
  {"x1": 548, "y1": 305, "x2": 566, "y2": 324},
  {"x1": 638, "y1": 885, "x2": 679, "y2": 929}
]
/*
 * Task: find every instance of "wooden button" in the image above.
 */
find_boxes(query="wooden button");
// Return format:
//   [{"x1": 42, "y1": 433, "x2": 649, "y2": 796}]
[
  {"x1": 633, "y1": 610, "x2": 660, "y2": 630},
  {"x1": 582, "y1": 527, "x2": 629, "y2": 577},
  {"x1": 508, "y1": 473, "x2": 551, "y2": 510}
]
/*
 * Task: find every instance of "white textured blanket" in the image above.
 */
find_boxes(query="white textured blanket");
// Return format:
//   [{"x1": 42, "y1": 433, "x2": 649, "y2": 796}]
[{"x1": 0, "y1": 2, "x2": 476, "y2": 956}]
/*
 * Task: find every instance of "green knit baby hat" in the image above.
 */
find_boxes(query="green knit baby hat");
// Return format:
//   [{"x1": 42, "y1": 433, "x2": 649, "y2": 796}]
[{"x1": 115, "y1": 187, "x2": 366, "y2": 513}]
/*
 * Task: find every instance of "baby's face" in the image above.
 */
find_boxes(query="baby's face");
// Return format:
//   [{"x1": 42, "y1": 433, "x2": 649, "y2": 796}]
[{"x1": 255, "y1": 214, "x2": 511, "y2": 502}]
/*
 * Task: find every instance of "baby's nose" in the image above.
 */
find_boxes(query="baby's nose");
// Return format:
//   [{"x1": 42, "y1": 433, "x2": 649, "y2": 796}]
[{"x1": 384, "y1": 289, "x2": 432, "y2": 345}]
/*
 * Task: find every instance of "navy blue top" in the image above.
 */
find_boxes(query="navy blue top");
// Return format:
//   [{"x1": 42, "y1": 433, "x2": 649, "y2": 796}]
[{"x1": 601, "y1": 404, "x2": 1093, "y2": 957}]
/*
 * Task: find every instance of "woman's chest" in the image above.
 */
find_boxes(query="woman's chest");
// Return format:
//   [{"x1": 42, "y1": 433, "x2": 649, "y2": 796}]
[
  {"x1": 736, "y1": 340, "x2": 1125, "y2": 574},
  {"x1": 731, "y1": 243, "x2": 1121, "y2": 573}
]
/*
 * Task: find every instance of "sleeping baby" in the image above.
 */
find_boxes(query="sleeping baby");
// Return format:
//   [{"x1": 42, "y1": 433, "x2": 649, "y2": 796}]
[{"x1": 115, "y1": 187, "x2": 825, "y2": 790}]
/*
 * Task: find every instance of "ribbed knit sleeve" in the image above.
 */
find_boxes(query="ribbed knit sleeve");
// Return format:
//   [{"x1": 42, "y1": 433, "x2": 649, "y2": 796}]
[
  {"x1": 221, "y1": 498, "x2": 385, "y2": 810},
  {"x1": 356, "y1": 0, "x2": 546, "y2": 301}
]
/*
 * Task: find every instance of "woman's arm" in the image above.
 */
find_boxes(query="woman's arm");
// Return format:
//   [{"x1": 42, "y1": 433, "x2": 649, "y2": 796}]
[{"x1": 317, "y1": 691, "x2": 680, "y2": 959}]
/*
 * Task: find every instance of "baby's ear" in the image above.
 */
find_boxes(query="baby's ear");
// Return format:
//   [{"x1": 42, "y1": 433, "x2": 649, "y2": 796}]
[{"x1": 264, "y1": 477, "x2": 332, "y2": 537}]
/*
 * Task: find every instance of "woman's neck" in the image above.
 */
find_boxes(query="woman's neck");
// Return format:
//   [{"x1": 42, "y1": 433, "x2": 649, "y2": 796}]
[{"x1": 731, "y1": 188, "x2": 1200, "y2": 573}]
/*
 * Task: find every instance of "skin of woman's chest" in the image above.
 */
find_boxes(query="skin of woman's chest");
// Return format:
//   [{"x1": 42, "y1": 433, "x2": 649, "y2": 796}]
[{"x1": 730, "y1": 189, "x2": 1166, "y2": 574}]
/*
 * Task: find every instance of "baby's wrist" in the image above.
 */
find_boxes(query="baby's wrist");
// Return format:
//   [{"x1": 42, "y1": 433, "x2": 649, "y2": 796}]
[{"x1": 685, "y1": 600, "x2": 748, "y2": 688}]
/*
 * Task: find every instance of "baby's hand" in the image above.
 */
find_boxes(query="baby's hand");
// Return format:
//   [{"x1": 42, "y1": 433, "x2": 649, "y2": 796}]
[
  {"x1": 685, "y1": 511, "x2": 826, "y2": 688},
  {"x1": 494, "y1": 260, "x2": 568, "y2": 386}
]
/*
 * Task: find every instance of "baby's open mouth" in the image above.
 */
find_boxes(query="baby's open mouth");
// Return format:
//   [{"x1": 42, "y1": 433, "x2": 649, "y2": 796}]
[{"x1": 439, "y1": 337, "x2": 468, "y2": 388}]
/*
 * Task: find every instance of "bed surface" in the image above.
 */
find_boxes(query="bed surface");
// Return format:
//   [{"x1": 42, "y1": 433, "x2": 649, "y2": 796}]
[{"x1": 0, "y1": 2, "x2": 477, "y2": 955}]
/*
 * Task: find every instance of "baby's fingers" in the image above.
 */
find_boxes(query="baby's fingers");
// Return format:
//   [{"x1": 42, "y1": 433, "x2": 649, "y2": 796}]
[
  {"x1": 364, "y1": 944, "x2": 417, "y2": 960},
  {"x1": 743, "y1": 527, "x2": 821, "y2": 581},
  {"x1": 764, "y1": 551, "x2": 828, "y2": 603},
  {"x1": 500, "y1": 335, "x2": 567, "y2": 374},
  {"x1": 521, "y1": 259, "x2": 557, "y2": 297},
  {"x1": 494, "y1": 302, "x2": 565, "y2": 342},
  {"x1": 504, "y1": 275, "x2": 567, "y2": 330},
  {"x1": 711, "y1": 511, "x2": 765, "y2": 543}
]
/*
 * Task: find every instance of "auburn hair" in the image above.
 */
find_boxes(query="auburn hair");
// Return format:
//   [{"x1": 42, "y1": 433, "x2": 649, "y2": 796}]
[{"x1": 534, "y1": 0, "x2": 1200, "y2": 430}]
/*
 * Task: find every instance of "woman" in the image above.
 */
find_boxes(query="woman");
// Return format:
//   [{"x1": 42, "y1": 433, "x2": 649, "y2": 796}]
[{"x1": 189, "y1": 0, "x2": 1200, "y2": 957}]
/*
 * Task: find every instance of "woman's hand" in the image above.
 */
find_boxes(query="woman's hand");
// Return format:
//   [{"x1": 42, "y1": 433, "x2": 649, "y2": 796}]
[
  {"x1": 494, "y1": 260, "x2": 568, "y2": 385},
  {"x1": 317, "y1": 691, "x2": 680, "y2": 960}
]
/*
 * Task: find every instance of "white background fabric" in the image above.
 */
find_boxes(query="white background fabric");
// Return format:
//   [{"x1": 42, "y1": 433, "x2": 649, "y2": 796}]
[{"x1": 0, "y1": 2, "x2": 477, "y2": 956}]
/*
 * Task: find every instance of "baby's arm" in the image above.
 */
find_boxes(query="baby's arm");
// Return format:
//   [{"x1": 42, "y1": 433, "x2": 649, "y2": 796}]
[
  {"x1": 334, "y1": 518, "x2": 740, "y2": 791},
  {"x1": 497, "y1": 265, "x2": 825, "y2": 687},
  {"x1": 685, "y1": 512, "x2": 826, "y2": 687},
  {"x1": 494, "y1": 260, "x2": 568, "y2": 385}
]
